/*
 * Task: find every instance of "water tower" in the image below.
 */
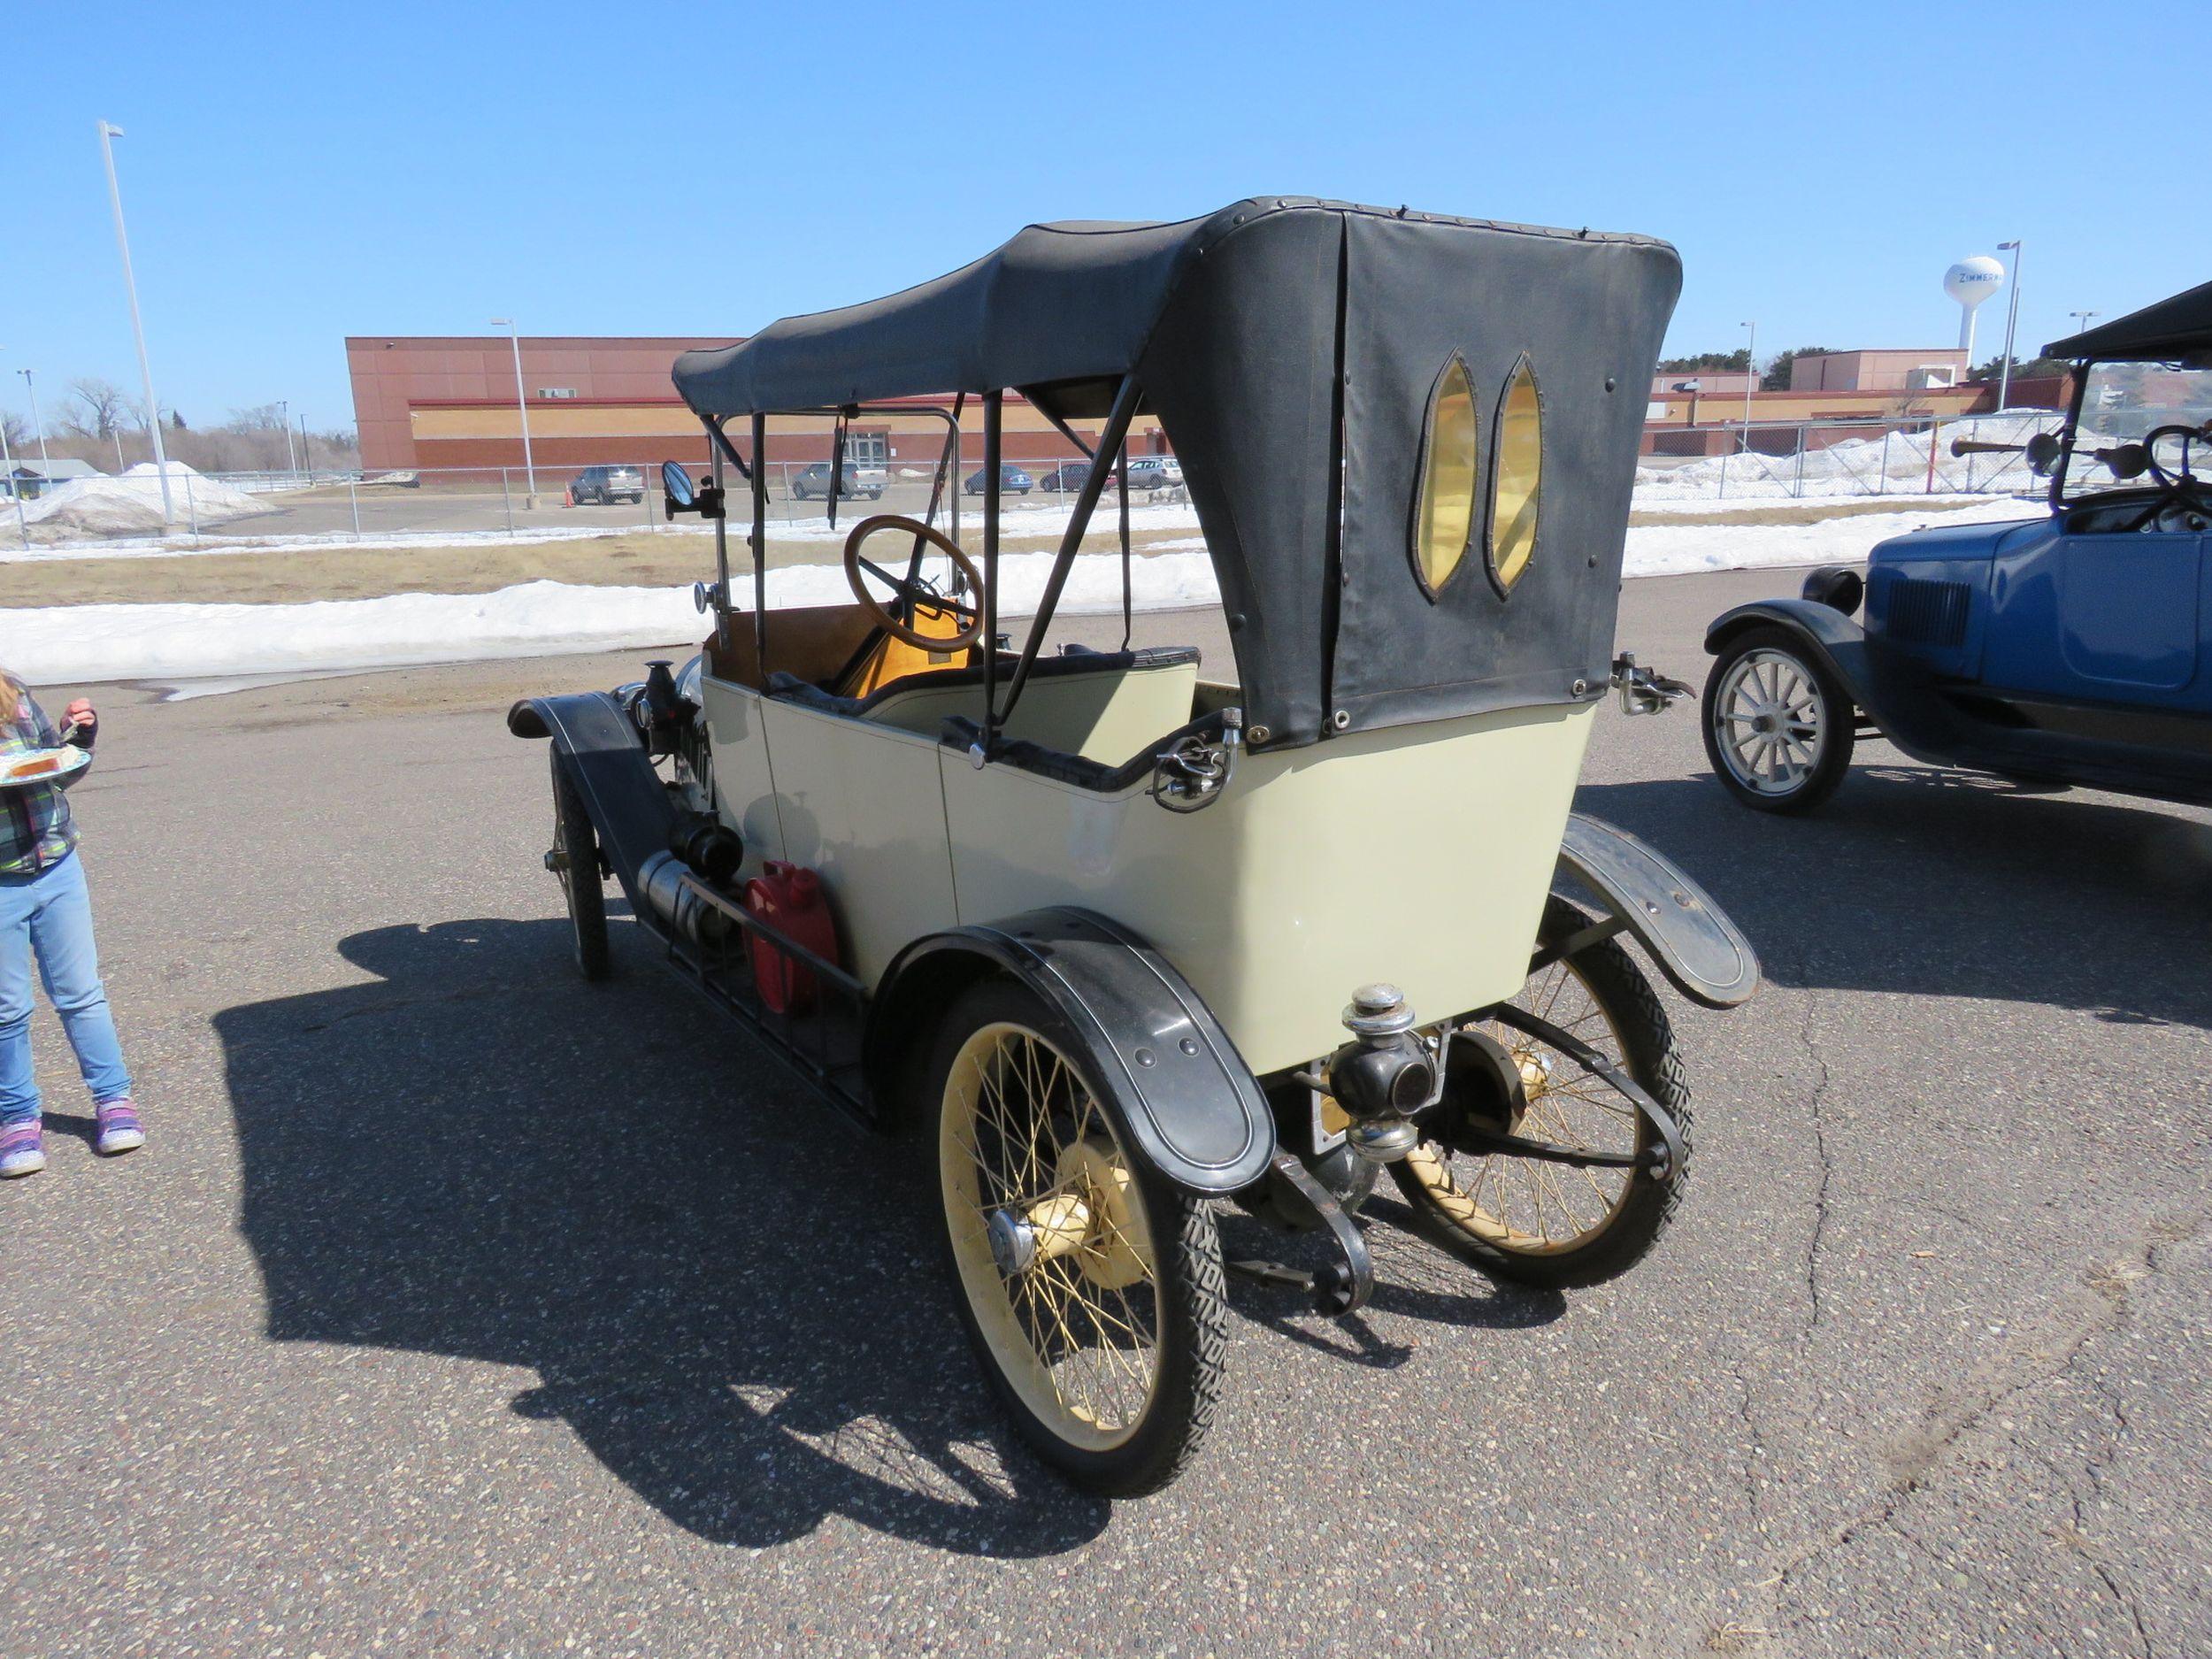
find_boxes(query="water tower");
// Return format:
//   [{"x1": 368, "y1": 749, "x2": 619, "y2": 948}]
[{"x1": 1945, "y1": 256, "x2": 2006, "y2": 365}]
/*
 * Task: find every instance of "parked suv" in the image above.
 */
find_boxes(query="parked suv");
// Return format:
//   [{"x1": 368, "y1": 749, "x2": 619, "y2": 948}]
[
  {"x1": 790, "y1": 462, "x2": 886, "y2": 501},
  {"x1": 571, "y1": 465, "x2": 645, "y2": 504},
  {"x1": 1125, "y1": 456, "x2": 1185, "y2": 494}
]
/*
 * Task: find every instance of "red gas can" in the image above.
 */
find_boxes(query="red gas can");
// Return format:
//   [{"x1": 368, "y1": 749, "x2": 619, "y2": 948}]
[{"x1": 743, "y1": 861, "x2": 840, "y2": 1015}]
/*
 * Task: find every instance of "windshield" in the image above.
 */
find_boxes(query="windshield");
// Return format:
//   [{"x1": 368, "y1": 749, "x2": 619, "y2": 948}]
[{"x1": 2062, "y1": 360, "x2": 2212, "y2": 497}]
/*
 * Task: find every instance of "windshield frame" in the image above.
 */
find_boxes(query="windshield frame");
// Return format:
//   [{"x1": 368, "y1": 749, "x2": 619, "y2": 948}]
[{"x1": 2053, "y1": 357, "x2": 2212, "y2": 507}]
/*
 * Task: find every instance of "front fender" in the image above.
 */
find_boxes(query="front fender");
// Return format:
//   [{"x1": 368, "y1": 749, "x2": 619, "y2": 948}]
[
  {"x1": 508, "y1": 691, "x2": 674, "y2": 909},
  {"x1": 1555, "y1": 813, "x2": 1761, "y2": 1009},
  {"x1": 867, "y1": 909, "x2": 1276, "y2": 1196},
  {"x1": 1704, "y1": 597, "x2": 1875, "y2": 707}
]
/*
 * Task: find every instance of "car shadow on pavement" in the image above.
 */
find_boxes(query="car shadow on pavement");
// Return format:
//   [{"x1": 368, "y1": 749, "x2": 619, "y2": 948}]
[
  {"x1": 1577, "y1": 764, "x2": 2212, "y2": 1029},
  {"x1": 215, "y1": 918, "x2": 1110, "y2": 1557}
]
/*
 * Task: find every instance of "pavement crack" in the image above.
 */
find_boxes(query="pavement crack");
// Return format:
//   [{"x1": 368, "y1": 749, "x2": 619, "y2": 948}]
[
  {"x1": 1747, "y1": 1209, "x2": 2207, "y2": 1640},
  {"x1": 2065, "y1": 1386, "x2": 2153, "y2": 1659},
  {"x1": 1793, "y1": 974, "x2": 1835, "y2": 1336}
]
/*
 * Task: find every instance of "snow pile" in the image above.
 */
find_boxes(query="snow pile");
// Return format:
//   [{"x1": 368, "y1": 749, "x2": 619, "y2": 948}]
[
  {"x1": 1, "y1": 503, "x2": 2048, "y2": 687},
  {"x1": 19, "y1": 462, "x2": 275, "y2": 538},
  {"x1": 1635, "y1": 414, "x2": 2060, "y2": 503}
]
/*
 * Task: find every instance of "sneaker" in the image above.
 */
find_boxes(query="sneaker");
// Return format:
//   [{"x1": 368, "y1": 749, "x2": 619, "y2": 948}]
[
  {"x1": 0, "y1": 1121, "x2": 45, "y2": 1178},
  {"x1": 95, "y1": 1099, "x2": 144, "y2": 1156}
]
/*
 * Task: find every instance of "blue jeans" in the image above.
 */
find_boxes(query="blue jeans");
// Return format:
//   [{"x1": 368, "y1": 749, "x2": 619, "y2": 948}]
[{"x1": 0, "y1": 851, "x2": 133, "y2": 1125}]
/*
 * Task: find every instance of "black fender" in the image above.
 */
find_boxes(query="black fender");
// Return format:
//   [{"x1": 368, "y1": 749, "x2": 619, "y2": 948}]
[
  {"x1": 508, "y1": 692, "x2": 676, "y2": 910},
  {"x1": 865, "y1": 908, "x2": 1276, "y2": 1197},
  {"x1": 1702, "y1": 597, "x2": 1977, "y2": 765},
  {"x1": 1703, "y1": 597, "x2": 1878, "y2": 710},
  {"x1": 1555, "y1": 813, "x2": 1761, "y2": 1009}
]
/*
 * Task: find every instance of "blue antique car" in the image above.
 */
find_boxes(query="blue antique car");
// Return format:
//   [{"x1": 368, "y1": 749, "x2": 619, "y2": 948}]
[{"x1": 1701, "y1": 279, "x2": 2212, "y2": 814}]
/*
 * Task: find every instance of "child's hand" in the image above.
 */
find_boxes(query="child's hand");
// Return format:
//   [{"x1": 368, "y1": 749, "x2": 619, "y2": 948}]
[{"x1": 62, "y1": 699, "x2": 97, "y2": 749}]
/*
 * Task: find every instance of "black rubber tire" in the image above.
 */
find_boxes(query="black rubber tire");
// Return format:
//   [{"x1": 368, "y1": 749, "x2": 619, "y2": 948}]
[
  {"x1": 1701, "y1": 625, "x2": 1856, "y2": 815},
  {"x1": 926, "y1": 977, "x2": 1226, "y2": 1497},
  {"x1": 550, "y1": 754, "x2": 611, "y2": 981},
  {"x1": 1390, "y1": 897, "x2": 1691, "y2": 1290}
]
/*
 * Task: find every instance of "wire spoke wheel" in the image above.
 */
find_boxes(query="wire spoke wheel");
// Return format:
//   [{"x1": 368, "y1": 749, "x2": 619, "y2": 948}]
[
  {"x1": 1391, "y1": 897, "x2": 1691, "y2": 1288},
  {"x1": 932, "y1": 980, "x2": 1224, "y2": 1495},
  {"x1": 1701, "y1": 626, "x2": 1855, "y2": 814},
  {"x1": 549, "y1": 753, "x2": 610, "y2": 980}
]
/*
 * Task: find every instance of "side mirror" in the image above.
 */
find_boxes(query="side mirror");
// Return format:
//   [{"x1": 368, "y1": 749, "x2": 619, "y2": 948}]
[
  {"x1": 661, "y1": 460, "x2": 696, "y2": 513},
  {"x1": 2024, "y1": 432, "x2": 2061, "y2": 475}
]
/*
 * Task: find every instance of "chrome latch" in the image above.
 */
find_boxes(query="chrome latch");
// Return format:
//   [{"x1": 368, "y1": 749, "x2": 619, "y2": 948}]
[
  {"x1": 1149, "y1": 707, "x2": 1242, "y2": 812},
  {"x1": 1611, "y1": 652, "x2": 1694, "y2": 716}
]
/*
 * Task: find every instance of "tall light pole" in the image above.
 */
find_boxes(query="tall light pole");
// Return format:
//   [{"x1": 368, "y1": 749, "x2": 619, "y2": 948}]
[
  {"x1": 280, "y1": 399, "x2": 298, "y2": 473},
  {"x1": 2070, "y1": 310, "x2": 2098, "y2": 342},
  {"x1": 490, "y1": 317, "x2": 537, "y2": 501},
  {"x1": 1740, "y1": 320, "x2": 1758, "y2": 442},
  {"x1": 1995, "y1": 240, "x2": 2024, "y2": 411},
  {"x1": 98, "y1": 119, "x2": 173, "y2": 523},
  {"x1": 0, "y1": 348, "x2": 12, "y2": 490},
  {"x1": 19, "y1": 369, "x2": 51, "y2": 472}
]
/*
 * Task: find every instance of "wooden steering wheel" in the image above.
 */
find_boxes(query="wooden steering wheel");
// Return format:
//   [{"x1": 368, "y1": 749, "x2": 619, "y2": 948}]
[{"x1": 841, "y1": 515, "x2": 987, "y2": 651}]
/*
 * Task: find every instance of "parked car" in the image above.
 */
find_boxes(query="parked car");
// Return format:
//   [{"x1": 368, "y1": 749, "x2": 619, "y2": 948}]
[
  {"x1": 964, "y1": 463, "x2": 1033, "y2": 495},
  {"x1": 1699, "y1": 279, "x2": 2212, "y2": 815},
  {"x1": 513, "y1": 198, "x2": 1757, "y2": 1498},
  {"x1": 790, "y1": 462, "x2": 885, "y2": 502},
  {"x1": 571, "y1": 465, "x2": 644, "y2": 505},
  {"x1": 1036, "y1": 461, "x2": 1094, "y2": 493},
  {"x1": 1125, "y1": 456, "x2": 1184, "y2": 493}
]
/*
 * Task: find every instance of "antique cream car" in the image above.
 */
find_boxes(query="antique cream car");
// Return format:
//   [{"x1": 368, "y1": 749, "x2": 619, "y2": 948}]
[{"x1": 510, "y1": 198, "x2": 1759, "y2": 1496}]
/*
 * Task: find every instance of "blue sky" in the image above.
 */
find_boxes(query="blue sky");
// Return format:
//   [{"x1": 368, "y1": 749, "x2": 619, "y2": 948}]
[{"x1": 4, "y1": 0, "x2": 2200, "y2": 434}]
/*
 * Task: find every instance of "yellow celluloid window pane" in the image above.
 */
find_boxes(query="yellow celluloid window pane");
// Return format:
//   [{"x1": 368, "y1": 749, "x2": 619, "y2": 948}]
[
  {"x1": 1412, "y1": 354, "x2": 1479, "y2": 597},
  {"x1": 1489, "y1": 358, "x2": 1542, "y2": 593}
]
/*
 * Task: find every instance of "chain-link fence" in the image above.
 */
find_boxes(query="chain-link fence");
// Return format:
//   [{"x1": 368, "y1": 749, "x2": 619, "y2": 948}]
[
  {"x1": 1636, "y1": 411, "x2": 2064, "y2": 504},
  {"x1": 6, "y1": 410, "x2": 2059, "y2": 555}
]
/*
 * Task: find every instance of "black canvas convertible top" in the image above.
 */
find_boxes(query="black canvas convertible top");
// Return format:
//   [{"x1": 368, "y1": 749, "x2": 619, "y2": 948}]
[
  {"x1": 2047, "y1": 278, "x2": 2212, "y2": 360},
  {"x1": 676, "y1": 199, "x2": 1683, "y2": 749}
]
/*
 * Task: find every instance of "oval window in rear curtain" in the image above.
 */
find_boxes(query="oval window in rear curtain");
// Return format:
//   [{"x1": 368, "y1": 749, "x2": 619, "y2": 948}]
[
  {"x1": 1486, "y1": 353, "x2": 1543, "y2": 596},
  {"x1": 1408, "y1": 351, "x2": 1479, "y2": 601}
]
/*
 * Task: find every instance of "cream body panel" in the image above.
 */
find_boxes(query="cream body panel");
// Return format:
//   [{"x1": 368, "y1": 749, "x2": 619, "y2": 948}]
[
  {"x1": 701, "y1": 677, "x2": 786, "y2": 870},
  {"x1": 941, "y1": 701, "x2": 1597, "y2": 1077},
  {"x1": 755, "y1": 695, "x2": 959, "y2": 985}
]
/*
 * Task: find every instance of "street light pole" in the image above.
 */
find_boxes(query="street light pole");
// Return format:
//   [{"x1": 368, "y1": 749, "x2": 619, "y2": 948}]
[
  {"x1": 2070, "y1": 310, "x2": 2098, "y2": 343},
  {"x1": 1740, "y1": 320, "x2": 1757, "y2": 442},
  {"x1": 19, "y1": 369, "x2": 51, "y2": 471},
  {"x1": 1995, "y1": 240, "x2": 2024, "y2": 411},
  {"x1": 98, "y1": 120, "x2": 174, "y2": 522},
  {"x1": 490, "y1": 317, "x2": 537, "y2": 502},
  {"x1": 280, "y1": 399, "x2": 297, "y2": 474}
]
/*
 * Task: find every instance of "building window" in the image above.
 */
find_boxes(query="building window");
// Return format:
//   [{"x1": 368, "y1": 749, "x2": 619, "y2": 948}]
[{"x1": 536, "y1": 388, "x2": 579, "y2": 399}]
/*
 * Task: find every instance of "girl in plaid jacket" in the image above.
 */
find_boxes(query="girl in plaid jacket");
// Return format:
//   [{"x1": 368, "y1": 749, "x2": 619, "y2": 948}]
[{"x1": 0, "y1": 671, "x2": 139, "y2": 1178}]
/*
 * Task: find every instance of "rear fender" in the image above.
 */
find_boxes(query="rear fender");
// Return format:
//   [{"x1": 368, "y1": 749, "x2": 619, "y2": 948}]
[
  {"x1": 1554, "y1": 813, "x2": 1761, "y2": 1009},
  {"x1": 508, "y1": 691, "x2": 675, "y2": 909},
  {"x1": 866, "y1": 909, "x2": 1277, "y2": 1196}
]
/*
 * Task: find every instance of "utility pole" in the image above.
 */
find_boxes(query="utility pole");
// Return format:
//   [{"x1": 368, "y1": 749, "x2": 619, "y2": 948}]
[
  {"x1": 1996, "y1": 240, "x2": 2024, "y2": 411},
  {"x1": 19, "y1": 369, "x2": 51, "y2": 472},
  {"x1": 490, "y1": 318, "x2": 537, "y2": 503},
  {"x1": 98, "y1": 119, "x2": 174, "y2": 522}
]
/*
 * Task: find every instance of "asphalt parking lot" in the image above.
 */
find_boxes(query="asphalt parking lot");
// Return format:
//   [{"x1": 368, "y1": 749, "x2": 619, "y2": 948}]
[{"x1": 4, "y1": 566, "x2": 2208, "y2": 1658}]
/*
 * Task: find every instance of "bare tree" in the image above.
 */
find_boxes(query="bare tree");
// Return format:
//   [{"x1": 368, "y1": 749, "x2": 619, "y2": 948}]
[
  {"x1": 1, "y1": 411, "x2": 26, "y2": 452},
  {"x1": 64, "y1": 378, "x2": 133, "y2": 441},
  {"x1": 227, "y1": 403, "x2": 290, "y2": 432}
]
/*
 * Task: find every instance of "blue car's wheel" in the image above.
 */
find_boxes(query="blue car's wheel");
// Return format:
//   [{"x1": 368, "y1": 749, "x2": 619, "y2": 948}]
[{"x1": 1702, "y1": 626, "x2": 1855, "y2": 814}]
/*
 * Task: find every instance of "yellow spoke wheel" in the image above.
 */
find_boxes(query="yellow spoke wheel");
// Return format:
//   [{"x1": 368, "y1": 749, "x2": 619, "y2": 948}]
[
  {"x1": 931, "y1": 980, "x2": 1226, "y2": 1496},
  {"x1": 1391, "y1": 896, "x2": 1692, "y2": 1289}
]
